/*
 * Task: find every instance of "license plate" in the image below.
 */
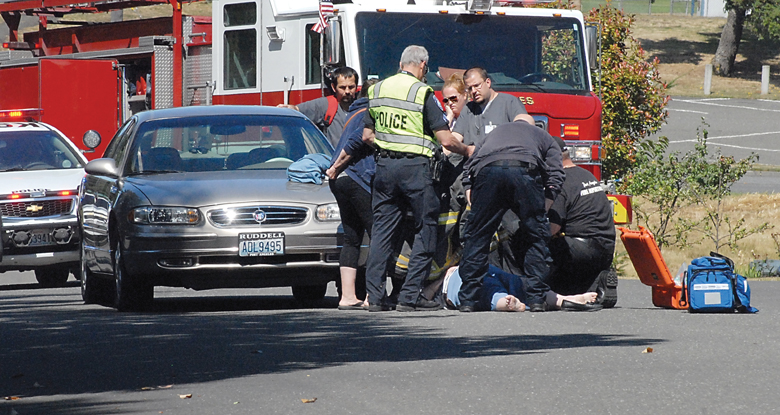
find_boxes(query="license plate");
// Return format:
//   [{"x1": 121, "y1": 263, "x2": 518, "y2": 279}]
[
  {"x1": 238, "y1": 232, "x2": 284, "y2": 257},
  {"x1": 30, "y1": 230, "x2": 54, "y2": 247}
]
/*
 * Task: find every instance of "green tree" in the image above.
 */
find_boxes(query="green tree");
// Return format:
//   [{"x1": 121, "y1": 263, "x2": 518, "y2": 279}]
[
  {"x1": 586, "y1": 5, "x2": 670, "y2": 181},
  {"x1": 713, "y1": 0, "x2": 780, "y2": 76}
]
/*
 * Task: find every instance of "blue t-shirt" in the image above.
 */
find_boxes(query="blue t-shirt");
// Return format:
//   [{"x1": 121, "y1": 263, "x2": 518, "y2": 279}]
[{"x1": 330, "y1": 97, "x2": 375, "y2": 193}]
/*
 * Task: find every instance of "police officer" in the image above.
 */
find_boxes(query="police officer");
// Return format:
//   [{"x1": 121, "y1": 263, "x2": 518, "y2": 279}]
[
  {"x1": 362, "y1": 45, "x2": 473, "y2": 312},
  {"x1": 457, "y1": 118, "x2": 564, "y2": 312}
]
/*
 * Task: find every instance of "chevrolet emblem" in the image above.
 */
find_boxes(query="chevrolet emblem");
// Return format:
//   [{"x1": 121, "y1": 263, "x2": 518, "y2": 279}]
[{"x1": 26, "y1": 205, "x2": 43, "y2": 212}]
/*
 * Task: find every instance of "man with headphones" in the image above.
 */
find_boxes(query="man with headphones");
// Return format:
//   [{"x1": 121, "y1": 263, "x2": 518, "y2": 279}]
[{"x1": 278, "y1": 66, "x2": 358, "y2": 147}]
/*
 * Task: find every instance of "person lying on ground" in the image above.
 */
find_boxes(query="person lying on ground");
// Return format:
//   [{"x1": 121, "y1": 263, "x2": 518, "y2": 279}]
[{"x1": 422, "y1": 265, "x2": 601, "y2": 312}]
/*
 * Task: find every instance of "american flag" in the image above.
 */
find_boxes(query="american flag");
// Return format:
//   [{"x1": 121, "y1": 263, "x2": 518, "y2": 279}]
[{"x1": 311, "y1": 0, "x2": 334, "y2": 33}]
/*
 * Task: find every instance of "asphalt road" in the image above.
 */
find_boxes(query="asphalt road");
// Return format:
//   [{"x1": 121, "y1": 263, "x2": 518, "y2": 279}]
[
  {"x1": 2, "y1": 271, "x2": 778, "y2": 415},
  {"x1": 652, "y1": 97, "x2": 780, "y2": 193}
]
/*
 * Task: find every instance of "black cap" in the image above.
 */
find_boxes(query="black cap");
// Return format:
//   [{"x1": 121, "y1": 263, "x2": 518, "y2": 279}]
[{"x1": 554, "y1": 136, "x2": 567, "y2": 152}]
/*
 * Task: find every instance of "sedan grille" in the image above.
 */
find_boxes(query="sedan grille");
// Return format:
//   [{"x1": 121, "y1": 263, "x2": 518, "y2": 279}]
[
  {"x1": 0, "y1": 199, "x2": 74, "y2": 217},
  {"x1": 208, "y1": 206, "x2": 308, "y2": 227}
]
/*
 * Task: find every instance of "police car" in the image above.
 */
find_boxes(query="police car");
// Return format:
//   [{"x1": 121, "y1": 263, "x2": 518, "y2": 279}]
[{"x1": 0, "y1": 110, "x2": 88, "y2": 286}]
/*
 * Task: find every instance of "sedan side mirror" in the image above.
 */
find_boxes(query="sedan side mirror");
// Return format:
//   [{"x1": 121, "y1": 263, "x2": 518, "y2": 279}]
[{"x1": 85, "y1": 158, "x2": 119, "y2": 178}]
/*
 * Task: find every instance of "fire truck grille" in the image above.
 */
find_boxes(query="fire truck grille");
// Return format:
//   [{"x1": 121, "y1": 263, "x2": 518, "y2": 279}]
[
  {"x1": 0, "y1": 200, "x2": 74, "y2": 217},
  {"x1": 208, "y1": 206, "x2": 308, "y2": 227}
]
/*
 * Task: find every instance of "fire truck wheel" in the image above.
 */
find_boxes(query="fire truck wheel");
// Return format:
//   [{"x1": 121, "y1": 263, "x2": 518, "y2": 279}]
[
  {"x1": 113, "y1": 242, "x2": 153, "y2": 312},
  {"x1": 35, "y1": 266, "x2": 70, "y2": 287}
]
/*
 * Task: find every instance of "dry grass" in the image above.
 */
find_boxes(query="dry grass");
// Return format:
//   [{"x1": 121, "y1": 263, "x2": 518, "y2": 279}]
[
  {"x1": 633, "y1": 14, "x2": 780, "y2": 98},
  {"x1": 617, "y1": 193, "x2": 780, "y2": 279}
]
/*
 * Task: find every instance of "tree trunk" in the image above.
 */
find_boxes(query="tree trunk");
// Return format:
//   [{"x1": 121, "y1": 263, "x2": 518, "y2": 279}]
[{"x1": 712, "y1": 7, "x2": 747, "y2": 76}]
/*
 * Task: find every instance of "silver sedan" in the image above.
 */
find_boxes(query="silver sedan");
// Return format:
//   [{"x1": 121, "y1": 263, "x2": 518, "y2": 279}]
[{"x1": 79, "y1": 106, "x2": 342, "y2": 311}]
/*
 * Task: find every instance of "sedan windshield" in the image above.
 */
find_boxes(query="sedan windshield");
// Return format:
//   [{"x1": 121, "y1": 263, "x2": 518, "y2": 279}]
[
  {"x1": 0, "y1": 131, "x2": 84, "y2": 171},
  {"x1": 127, "y1": 115, "x2": 333, "y2": 174},
  {"x1": 355, "y1": 12, "x2": 589, "y2": 93}
]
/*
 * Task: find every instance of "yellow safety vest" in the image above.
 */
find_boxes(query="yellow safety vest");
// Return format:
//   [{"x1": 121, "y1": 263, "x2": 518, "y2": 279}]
[{"x1": 368, "y1": 73, "x2": 438, "y2": 157}]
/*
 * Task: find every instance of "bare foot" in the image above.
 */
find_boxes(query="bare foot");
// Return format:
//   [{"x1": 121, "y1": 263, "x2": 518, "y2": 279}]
[
  {"x1": 496, "y1": 295, "x2": 526, "y2": 312},
  {"x1": 558, "y1": 292, "x2": 598, "y2": 305}
]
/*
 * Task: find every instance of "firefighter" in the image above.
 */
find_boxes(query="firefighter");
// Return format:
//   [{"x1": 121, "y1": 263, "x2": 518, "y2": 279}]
[
  {"x1": 361, "y1": 45, "x2": 473, "y2": 312},
  {"x1": 277, "y1": 66, "x2": 358, "y2": 147},
  {"x1": 457, "y1": 118, "x2": 565, "y2": 312},
  {"x1": 494, "y1": 137, "x2": 617, "y2": 307}
]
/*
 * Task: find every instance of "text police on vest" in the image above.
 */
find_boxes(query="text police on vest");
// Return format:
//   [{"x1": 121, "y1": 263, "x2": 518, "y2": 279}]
[{"x1": 376, "y1": 112, "x2": 408, "y2": 129}]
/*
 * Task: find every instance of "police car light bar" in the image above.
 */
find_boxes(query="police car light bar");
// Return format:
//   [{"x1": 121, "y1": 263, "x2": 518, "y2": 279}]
[
  {"x1": 468, "y1": 0, "x2": 491, "y2": 12},
  {"x1": 494, "y1": 0, "x2": 558, "y2": 5},
  {"x1": 0, "y1": 108, "x2": 43, "y2": 121}
]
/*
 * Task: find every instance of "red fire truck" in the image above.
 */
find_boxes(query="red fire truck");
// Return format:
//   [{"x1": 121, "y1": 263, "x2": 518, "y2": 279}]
[
  {"x1": 0, "y1": 0, "x2": 631, "y2": 221},
  {"x1": 0, "y1": 0, "x2": 212, "y2": 157}
]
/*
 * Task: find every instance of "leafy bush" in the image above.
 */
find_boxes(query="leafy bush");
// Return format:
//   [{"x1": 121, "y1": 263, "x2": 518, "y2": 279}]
[
  {"x1": 626, "y1": 120, "x2": 768, "y2": 252},
  {"x1": 586, "y1": 5, "x2": 670, "y2": 181}
]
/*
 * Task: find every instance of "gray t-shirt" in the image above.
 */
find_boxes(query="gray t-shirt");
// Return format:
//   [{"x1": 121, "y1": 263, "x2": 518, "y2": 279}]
[
  {"x1": 297, "y1": 96, "x2": 348, "y2": 148},
  {"x1": 453, "y1": 92, "x2": 527, "y2": 147}
]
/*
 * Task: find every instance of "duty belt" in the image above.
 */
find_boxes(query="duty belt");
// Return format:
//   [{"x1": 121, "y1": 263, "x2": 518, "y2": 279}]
[
  {"x1": 378, "y1": 149, "x2": 427, "y2": 159},
  {"x1": 486, "y1": 159, "x2": 535, "y2": 170}
]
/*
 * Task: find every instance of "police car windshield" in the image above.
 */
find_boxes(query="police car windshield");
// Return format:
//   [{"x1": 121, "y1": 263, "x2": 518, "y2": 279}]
[
  {"x1": 0, "y1": 131, "x2": 84, "y2": 171},
  {"x1": 355, "y1": 12, "x2": 589, "y2": 94}
]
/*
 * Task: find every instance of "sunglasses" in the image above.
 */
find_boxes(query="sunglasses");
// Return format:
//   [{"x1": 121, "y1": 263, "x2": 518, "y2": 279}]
[{"x1": 442, "y1": 95, "x2": 459, "y2": 104}]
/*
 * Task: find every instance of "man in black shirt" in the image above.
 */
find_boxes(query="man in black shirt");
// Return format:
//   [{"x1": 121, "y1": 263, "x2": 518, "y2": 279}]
[{"x1": 547, "y1": 137, "x2": 616, "y2": 304}]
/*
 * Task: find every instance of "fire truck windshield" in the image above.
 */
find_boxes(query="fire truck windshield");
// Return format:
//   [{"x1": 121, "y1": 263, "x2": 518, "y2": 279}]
[{"x1": 354, "y1": 12, "x2": 589, "y2": 94}]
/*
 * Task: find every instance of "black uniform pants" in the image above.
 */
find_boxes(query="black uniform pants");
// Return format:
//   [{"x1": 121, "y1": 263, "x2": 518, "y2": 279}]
[
  {"x1": 458, "y1": 162, "x2": 552, "y2": 306},
  {"x1": 548, "y1": 235, "x2": 614, "y2": 295},
  {"x1": 492, "y1": 218, "x2": 614, "y2": 296},
  {"x1": 366, "y1": 156, "x2": 438, "y2": 306}
]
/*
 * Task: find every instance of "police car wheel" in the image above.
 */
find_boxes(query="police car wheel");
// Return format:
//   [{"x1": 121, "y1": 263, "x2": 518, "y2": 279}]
[{"x1": 35, "y1": 267, "x2": 70, "y2": 288}]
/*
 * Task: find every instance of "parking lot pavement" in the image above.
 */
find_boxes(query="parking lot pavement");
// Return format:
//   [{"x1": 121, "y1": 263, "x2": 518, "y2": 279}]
[
  {"x1": 649, "y1": 97, "x2": 780, "y2": 193},
  {"x1": 1, "y1": 272, "x2": 779, "y2": 414}
]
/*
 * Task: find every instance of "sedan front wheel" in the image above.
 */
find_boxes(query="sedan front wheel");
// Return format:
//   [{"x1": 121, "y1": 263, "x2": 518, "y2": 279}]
[
  {"x1": 81, "y1": 244, "x2": 112, "y2": 305},
  {"x1": 113, "y1": 242, "x2": 153, "y2": 312}
]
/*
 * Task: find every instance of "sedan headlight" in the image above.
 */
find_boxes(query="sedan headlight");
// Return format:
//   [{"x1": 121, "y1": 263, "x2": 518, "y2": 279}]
[
  {"x1": 131, "y1": 207, "x2": 200, "y2": 224},
  {"x1": 316, "y1": 203, "x2": 341, "y2": 221}
]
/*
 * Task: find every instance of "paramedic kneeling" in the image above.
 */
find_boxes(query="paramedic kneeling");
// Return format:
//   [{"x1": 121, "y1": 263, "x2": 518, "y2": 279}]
[
  {"x1": 362, "y1": 45, "x2": 472, "y2": 312},
  {"x1": 546, "y1": 136, "x2": 616, "y2": 300},
  {"x1": 457, "y1": 118, "x2": 564, "y2": 312}
]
